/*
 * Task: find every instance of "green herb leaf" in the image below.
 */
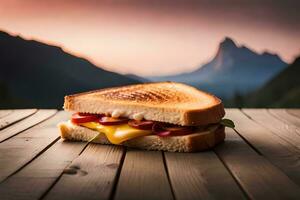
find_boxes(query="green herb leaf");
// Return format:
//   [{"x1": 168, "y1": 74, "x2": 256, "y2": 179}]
[
  {"x1": 220, "y1": 118, "x2": 235, "y2": 128},
  {"x1": 88, "y1": 132, "x2": 101, "y2": 144}
]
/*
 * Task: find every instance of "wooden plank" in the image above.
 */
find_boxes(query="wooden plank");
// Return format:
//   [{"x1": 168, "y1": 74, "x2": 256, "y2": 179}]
[
  {"x1": 114, "y1": 150, "x2": 173, "y2": 200},
  {"x1": 0, "y1": 109, "x2": 57, "y2": 143},
  {"x1": 0, "y1": 110, "x2": 12, "y2": 118},
  {"x1": 0, "y1": 140, "x2": 85, "y2": 200},
  {"x1": 286, "y1": 109, "x2": 300, "y2": 118},
  {"x1": 269, "y1": 109, "x2": 300, "y2": 128},
  {"x1": 0, "y1": 111, "x2": 70, "y2": 182},
  {"x1": 165, "y1": 151, "x2": 246, "y2": 200},
  {"x1": 226, "y1": 109, "x2": 300, "y2": 186},
  {"x1": 44, "y1": 144, "x2": 124, "y2": 200},
  {"x1": 243, "y1": 109, "x2": 300, "y2": 149},
  {"x1": 215, "y1": 127, "x2": 300, "y2": 199},
  {"x1": 0, "y1": 109, "x2": 37, "y2": 130}
]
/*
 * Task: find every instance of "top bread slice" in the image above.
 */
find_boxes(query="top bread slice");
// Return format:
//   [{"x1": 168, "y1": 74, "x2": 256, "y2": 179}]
[{"x1": 64, "y1": 82, "x2": 225, "y2": 126}]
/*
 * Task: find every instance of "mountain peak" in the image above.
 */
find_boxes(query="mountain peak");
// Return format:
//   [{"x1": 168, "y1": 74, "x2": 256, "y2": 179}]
[
  {"x1": 0, "y1": 30, "x2": 11, "y2": 38},
  {"x1": 220, "y1": 37, "x2": 237, "y2": 49},
  {"x1": 261, "y1": 51, "x2": 279, "y2": 58},
  {"x1": 214, "y1": 37, "x2": 238, "y2": 62}
]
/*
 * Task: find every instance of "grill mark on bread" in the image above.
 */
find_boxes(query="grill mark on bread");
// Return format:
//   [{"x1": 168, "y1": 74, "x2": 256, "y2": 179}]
[
  {"x1": 83, "y1": 83, "x2": 198, "y2": 105},
  {"x1": 102, "y1": 90, "x2": 168, "y2": 103},
  {"x1": 100, "y1": 87, "x2": 192, "y2": 104},
  {"x1": 143, "y1": 91, "x2": 166, "y2": 102}
]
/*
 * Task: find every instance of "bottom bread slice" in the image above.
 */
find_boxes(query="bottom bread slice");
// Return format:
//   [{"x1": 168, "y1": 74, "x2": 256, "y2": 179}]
[{"x1": 58, "y1": 121, "x2": 225, "y2": 152}]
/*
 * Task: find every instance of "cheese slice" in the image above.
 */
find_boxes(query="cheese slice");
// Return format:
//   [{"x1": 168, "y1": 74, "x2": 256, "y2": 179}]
[{"x1": 80, "y1": 122, "x2": 152, "y2": 144}]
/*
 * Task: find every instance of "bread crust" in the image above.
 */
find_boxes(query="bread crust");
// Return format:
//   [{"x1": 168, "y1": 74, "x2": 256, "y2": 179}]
[
  {"x1": 64, "y1": 82, "x2": 225, "y2": 126},
  {"x1": 58, "y1": 121, "x2": 225, "y2": 152}
]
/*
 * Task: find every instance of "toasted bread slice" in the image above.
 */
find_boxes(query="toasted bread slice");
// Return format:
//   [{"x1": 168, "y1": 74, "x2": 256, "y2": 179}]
[
  {"x1": 58, "y1": 121, "x2": 225, "y2": 152},
  {"x1": 64, "y1": 82, "x2": 225, "y2": 126}
]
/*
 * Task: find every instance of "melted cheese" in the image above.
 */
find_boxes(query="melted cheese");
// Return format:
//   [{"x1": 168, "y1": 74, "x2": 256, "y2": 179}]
[{"x1": 80, "y1": 122, "x2": 152, "y2": 144}]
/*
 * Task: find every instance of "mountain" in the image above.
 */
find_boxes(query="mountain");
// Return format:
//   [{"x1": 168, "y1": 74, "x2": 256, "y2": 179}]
[
  {"x1": 126, "y1": 74, "x2": 150, "y2": 82},
  {"x1": 0, "y1": 31, "x2": 140, "y2": 108},
  {"x1": 148, "y1": 37, "x2": 287, "y2": 98},
  {"x1": 244, "y1": 56, "x2": 300, "y2": 108}
]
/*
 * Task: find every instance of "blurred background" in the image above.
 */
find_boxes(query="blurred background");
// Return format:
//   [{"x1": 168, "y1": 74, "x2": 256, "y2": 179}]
[{"x1": 0, "y1": 0, "x2": 299, "y2": 108}]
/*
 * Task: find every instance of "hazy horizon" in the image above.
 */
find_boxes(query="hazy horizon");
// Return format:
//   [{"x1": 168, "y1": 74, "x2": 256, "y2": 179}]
[{"x1": 1, "y1": 0, "x2": 299, "y2": 76}]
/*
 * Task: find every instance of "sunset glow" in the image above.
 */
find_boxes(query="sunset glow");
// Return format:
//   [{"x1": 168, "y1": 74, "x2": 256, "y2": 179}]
[{"x1": 1, "y1": 0, "x2": 299, "y2": 76}]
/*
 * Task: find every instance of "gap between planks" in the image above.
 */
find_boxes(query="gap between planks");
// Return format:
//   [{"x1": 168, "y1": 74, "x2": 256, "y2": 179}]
[
  {"x1": 43, "y1": 145, "x2": 125, "y2": 200},
  {"x1": 0, "y1": 111, "x2": 70, "y2": 183},
  {"x1": 268, "y1": 109, "x2": 300, "y2": 131},
  {"x1": 285, "y1": 109, "x2": 300, "y2": 119},
  {"x1": 214, "y1": 127, "x2": 300, "y2": 199},
  {"x1": 0, "y1": 140, "x2": 86, "y2": 200},
  {"x1": 0, "y1": 109, "x2": 37, "y2": 130},
  {"x1": 0, "y1": 109, "x2": 58, "y2": 143},
  {"x1": 226, "y1": 109, "x2": 300, "y2": 187},
  {"x1": 113, "y1": 149, "x2": 173, "y2": 200},
  {"x1": 0, "y1": 110, "x2": 13, "y2": 119},
  {"x1": 164, "y1": 149, "x2": 246, "y2": 200},
  {"x1": 242, "y1": 109, "x2": 300, "y2": 149}
]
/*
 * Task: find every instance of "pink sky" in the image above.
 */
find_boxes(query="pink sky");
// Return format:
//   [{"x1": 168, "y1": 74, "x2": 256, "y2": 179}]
[{"x1": 1, "y1": 0, "x2": 299, "y2": 76}]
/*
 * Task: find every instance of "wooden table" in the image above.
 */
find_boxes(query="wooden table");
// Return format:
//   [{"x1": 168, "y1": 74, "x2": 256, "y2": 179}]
[{"x1": 0, "y1": 109, "x2": 300, "y2": 200}]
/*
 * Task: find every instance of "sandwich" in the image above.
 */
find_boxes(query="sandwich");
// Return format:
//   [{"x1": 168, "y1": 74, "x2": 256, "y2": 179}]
[{"x1": 58, "y1": 82, "x2": 231, "y2": 152}]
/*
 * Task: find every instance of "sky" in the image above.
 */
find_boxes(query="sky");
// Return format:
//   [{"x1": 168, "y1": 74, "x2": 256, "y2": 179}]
[{"x1": 0, "y1": 0, "x2": 299, "y2": 76}]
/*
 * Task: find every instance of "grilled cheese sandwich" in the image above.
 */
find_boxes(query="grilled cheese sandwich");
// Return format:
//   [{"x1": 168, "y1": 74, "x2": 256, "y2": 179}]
[{"x1": 58, "y1": 82, "x2": 230, "y2": 152}]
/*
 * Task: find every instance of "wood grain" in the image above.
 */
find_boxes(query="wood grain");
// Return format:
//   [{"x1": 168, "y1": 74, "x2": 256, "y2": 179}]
[
  {"x1": 114, "y1": 149, "x2": 173, "y2": 200},
  {"x1": 0, "y1": 109, "x2": 37, "y2": 130},
  {"x1": 165, "y1": 151, "x2": 246, "y2": 200},
  {"x1": 44, "y1": 144, "x2": 124, "y2": 200},
  {"x1": 0, "y1": 109, "x2": 57, "y2": 143},
  {"x1": 242, "y1": 109, "x2": 300, "y2": 149},
  {"x1": 0, "y1": 110, "x2": 12, "y2": 118},
  {"x1": 0, "y1": 140, "x2": 85, "y2": 200},
  {"x1": 226, "y1": 109, "x2": 300, "y2": 186},
  {"x1": 0, "y1": 109, "x2": 300, "y2": 200},
  {"x1": 269, "y1": 109, "x2": 300, "y2": 128},
  {"x1": 0, "y1": 111, "x2": 70, "y2": 183},
  {"x1": 215, "y1": 127, "x2": 300, "y2": 199},
  {"x1": 286, "y1": 109, "x2": 300, "y2": 118}
]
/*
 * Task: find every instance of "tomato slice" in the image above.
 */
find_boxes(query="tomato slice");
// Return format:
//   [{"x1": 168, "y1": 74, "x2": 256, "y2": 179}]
[
  {"x1": 99, "y1": 116, "x2": 129, "y2": 126},
  {"x1": 153, "y1": 122, "x2": 194, "y2": 137},
  {"x1": 128, "y1": 120, "x2": 154, "y2": 130},
  {"x1": 155, "y1": 131, "x2": 172, "y2": 137},
  {"x1": 71, "y1": 113, "x2": 102, "y2": 124}
]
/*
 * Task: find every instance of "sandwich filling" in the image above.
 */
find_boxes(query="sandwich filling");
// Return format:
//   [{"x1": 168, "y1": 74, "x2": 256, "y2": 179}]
[
  {"x1": 71, "y1": 113, "x2": 200, "y2": 144},
  {"x1": 79, "y1": 122, "x2": 151, "y2": 144}
]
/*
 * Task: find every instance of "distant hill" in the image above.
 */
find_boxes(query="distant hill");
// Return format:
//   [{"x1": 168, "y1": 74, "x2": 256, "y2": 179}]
[
  {"x1": 126, "y1": 74, "x2": 150, "y2": 83},
  {"x1": 148, "y1": 37, "x2": 287, "y2": 98},
  {"x1": 244, "y1": 56, "x2": 300, "y2": 108},
  {"x1": 0, "y1": 31, "x2": 140, "y2": 108}
]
